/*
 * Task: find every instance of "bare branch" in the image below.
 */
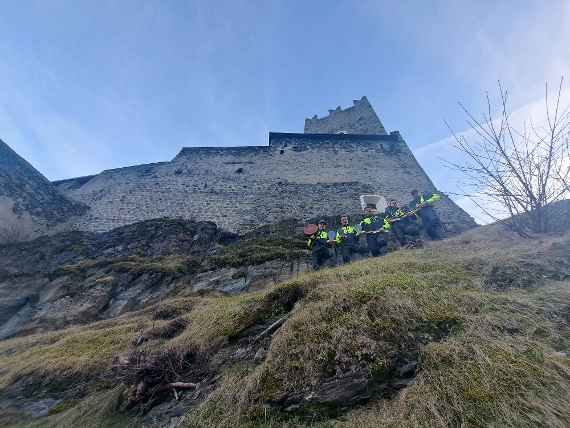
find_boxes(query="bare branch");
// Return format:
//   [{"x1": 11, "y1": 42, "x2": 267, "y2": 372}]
[{"x1": 447, "y1": 79, "x2": 570, "y2": 235}]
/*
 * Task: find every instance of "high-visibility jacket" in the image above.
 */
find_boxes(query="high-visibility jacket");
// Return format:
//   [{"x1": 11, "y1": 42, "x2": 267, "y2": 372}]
[
  {"x1": 410, "y1": 192, "x2": 442, "y2": 210},
  {"x1": 307, "y1": 230, "x2": 329, "y2": 250},
  {"x1": 385, "y1": 206, "x2": 407, "y2": 220},
  {"x1": 335, "y1": 225, "x2": 358, "y2": 246},
  {"x1": 361, "y1": 215, "x2": 391, "y2": 233}
]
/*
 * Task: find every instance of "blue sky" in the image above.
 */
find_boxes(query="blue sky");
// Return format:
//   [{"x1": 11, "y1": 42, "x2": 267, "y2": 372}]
[{"x1": 1, "y1": 0, "x2": 569, "y2": 215}]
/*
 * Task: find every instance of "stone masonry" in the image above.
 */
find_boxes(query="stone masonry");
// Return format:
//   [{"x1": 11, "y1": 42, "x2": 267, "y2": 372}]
[
  {"x1": 53, "y1": 96, "x2": 476, "y2": 235},
  {"x1": 304, "y1": 96, "x2": 387, "y2": 135}
]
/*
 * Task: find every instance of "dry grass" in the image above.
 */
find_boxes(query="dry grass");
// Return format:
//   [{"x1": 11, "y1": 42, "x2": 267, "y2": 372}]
[
  {"x1": 336, "y1": 285, "x2": 570, "y2": 428},
  {"x1": 2, "y1": 229, "x2": 570, "y2": 427},
  {"x1": 0, "y1": 275, "x2": 307, "y2": 394},
  {"x1": 184, "y1": 233, "x2": 570, "y2": 427},
  {"x1": 24, "y1": 387, "x2": 134, "y2": 428},
  {"x1": 0, "y1": 317, "x2": 146, "y2": 391}
]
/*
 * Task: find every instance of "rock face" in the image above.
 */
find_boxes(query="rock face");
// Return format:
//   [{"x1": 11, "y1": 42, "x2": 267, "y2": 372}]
[
  {"x1": 0, "y1": 218, "x2": 308, "y2": 339},
  {"x1": 0, "y1": 139, "x2": 87, "y2": 242},
  {"x1": 53, "y1": 98, "x2": 475, "y2": 234}
]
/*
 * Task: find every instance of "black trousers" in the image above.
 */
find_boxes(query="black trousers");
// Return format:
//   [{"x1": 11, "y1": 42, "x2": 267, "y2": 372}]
[
  {"x1": 393, "y1": 219, "x2": 421, "y2": 245},
  {"x1": 366, "y1": 233, "x2": 387, "y2": 257},
  {"x1": 421, "y1": 213, "x2": 442, "y2": 240},
  {"x1": 311, "y1": 248, "x2": 330, "y2": 270},
  {"x1": 391, "y1": 222, "x2": 407, "y2": 245},
  {"x1": 340, "y1": 244, "x2": 357, "y2": 264}
]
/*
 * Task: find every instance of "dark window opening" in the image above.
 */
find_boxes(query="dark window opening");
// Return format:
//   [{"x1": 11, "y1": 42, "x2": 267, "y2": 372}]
[{"x1": 235, "y1": 167, "x2": 244, "y2": 174}]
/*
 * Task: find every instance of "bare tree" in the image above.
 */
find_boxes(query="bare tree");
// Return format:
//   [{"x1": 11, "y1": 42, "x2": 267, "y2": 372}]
[{"x1": 447, "y1": 79, "x2": 570, "y2": 236}]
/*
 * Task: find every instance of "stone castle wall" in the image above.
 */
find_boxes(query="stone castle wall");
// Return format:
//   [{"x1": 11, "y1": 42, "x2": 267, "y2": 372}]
[
  {"x1": 304, "y1": 96, "x2": 387, "y2": 135},
  {"x1": 54, "y1": 132, "x2": 475, "y2": 234}
]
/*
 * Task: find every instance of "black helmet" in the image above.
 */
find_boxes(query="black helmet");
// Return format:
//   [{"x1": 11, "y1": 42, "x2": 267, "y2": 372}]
[{"x1": 318, "y1": 219, "x2": 327, "y2": 224}]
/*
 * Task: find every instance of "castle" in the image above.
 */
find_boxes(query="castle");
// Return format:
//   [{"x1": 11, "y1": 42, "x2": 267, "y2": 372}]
[
  {"x1": 53, "y1": 96, "x2": 474, "y2": 233},
  {"x1": 1, "y1": 97, "x2": 475, "y2": 237}
]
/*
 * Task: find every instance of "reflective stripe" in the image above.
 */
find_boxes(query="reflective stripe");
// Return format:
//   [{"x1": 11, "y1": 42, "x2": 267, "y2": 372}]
[
  {"x1": 427, "y1": 194, "x2": 442, "y2": 203},
  {"x1": 361, "y1": 216, "x2": 379, "y2": 225},
  {"x1": 336, "y1": 225, "x2": 357, "y2": 244},
  {"x1": 307, "y1": 230, "x2": 329, "y2": 249}
]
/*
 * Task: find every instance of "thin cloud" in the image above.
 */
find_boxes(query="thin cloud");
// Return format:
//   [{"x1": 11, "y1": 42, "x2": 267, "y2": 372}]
[{"x1": 414, "y1": 82, "x2": 570, "y2": 224}]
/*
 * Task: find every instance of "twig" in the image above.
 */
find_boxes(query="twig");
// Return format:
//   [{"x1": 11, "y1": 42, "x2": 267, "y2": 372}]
[
  {"x1": 167, "y1": 382, "x2": 199, "y2": 390},
  {"x1": 252, "y1": 316, "x2": 288, "y2": 343}
]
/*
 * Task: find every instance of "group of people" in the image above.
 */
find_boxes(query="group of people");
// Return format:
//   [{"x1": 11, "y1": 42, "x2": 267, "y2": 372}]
[{"x1": 307, "y1": 189, "x2": 443, "y2": 270}]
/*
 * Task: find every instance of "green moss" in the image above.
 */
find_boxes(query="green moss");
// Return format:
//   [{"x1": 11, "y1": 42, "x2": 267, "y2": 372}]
[
  {"x1": 209, "y1": 238, "x2": 307, "y2": 268},
  {"x1": 369, "y1": 358, "x2": 390, "y2": 380},
  {"x1": 47, "y1": 399, "x2": 79, "y2": 416},
  {"x1": 51, "y1": 259, "x2": 111, "y2": 278},
  {"x1": 110, "y1": 255, "x2": 201, "y2": 275}
]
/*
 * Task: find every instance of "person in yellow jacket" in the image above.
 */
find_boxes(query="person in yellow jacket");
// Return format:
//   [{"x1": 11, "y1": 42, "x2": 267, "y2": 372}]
[
  {"x1": 335, "y1": 215, "x2": 359, "y2": 264},
  {"x1": 409, "y1": 189, "x2": 443, "y2": 240},
  {"x1": 307, "y1": 219, "x2": 332, "y2": 270},
  {"x1": 385, "y1": 199, "x2": 420, "y2": 247},
  {"x1": 360, "y1": 204, "x2": 391, "y2": 257}
]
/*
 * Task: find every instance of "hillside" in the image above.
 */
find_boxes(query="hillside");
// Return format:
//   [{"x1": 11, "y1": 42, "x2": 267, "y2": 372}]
[
  {"x1": 0, "y1": 222, "x2": 569, "y2": 427},
  {"x1": 0, "y1": 140, "x2": 87, "y2": 242},
  {"x1": 0, "y1": 218, "x2": 307, "y2": 340}
]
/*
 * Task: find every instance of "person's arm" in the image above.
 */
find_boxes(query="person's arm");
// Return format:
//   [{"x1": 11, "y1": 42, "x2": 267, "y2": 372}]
[{"x1": 426, "y1": 192, "x2": 443, "y2": 204}]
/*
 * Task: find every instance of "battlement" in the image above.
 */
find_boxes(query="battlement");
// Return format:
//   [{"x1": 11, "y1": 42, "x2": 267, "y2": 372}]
[
  {"x1": 304, "y1": 96, "x2": 387, "y2": 135},
  {"x1": 173, "y1": 131, "x2": 404, "y2": 161},
  {"x1": 268, "y1": 132, "x2": 398, "y2": 144},
  {"x1": 174, "y1": 145, "x2": 268, "y2": 161}
]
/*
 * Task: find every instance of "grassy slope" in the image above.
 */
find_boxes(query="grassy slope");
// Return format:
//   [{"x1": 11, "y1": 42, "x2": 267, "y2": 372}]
[{"x1": 1, "y1": 227, "x2": 569, "y2": 427}]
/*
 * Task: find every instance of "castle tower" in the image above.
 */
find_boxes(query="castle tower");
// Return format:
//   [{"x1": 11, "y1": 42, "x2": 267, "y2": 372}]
[{"x1": 304, "y1": 96, "x2": 387, "y2": 135}]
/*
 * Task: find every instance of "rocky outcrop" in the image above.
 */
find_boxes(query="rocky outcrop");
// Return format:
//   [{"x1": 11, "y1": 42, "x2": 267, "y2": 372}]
[
  {"x1": 0, "y1": 139, "x2": 87, "y2": 242},
  {"x1": 0, "y1": 218, "x2": 308, "y2": 339}
]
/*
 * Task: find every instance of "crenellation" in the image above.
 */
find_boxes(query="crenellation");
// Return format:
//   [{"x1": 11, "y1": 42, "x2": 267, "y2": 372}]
[{"x1": 304, "y1": 96, "x2": 387, "y2": 135}]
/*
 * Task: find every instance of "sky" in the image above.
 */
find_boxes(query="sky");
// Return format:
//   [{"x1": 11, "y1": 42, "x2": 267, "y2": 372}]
[{"x1": 1, "y1": 1, "x2": 569, "y2": 222}]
